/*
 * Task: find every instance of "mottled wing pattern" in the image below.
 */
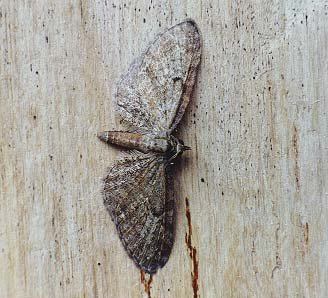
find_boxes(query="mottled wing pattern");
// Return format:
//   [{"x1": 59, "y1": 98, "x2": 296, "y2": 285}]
[
  {"x1": 102, "y1": 152, "x2": 174, "y2": 273},
  {"x1": 115, "y1": 20, "x2": 201, "y2": 135}
]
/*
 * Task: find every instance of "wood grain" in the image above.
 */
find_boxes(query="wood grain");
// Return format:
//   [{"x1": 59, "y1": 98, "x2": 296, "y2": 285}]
[{"x1": 1, "y1": 1, "x2": 327, "y2": 297}]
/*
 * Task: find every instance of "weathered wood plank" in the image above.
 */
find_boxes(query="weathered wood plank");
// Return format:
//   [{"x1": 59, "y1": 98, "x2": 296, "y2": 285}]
[{"x1": 1, "y1": 1, "x2": 327, "y2": 297}]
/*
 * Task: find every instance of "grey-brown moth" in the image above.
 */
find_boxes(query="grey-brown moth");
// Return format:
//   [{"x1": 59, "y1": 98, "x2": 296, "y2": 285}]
[{"x1": 98, "y1": 20, "x2": 201, "y2": 274}]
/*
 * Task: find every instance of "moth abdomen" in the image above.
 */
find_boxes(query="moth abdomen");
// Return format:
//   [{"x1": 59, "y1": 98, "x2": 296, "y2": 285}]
[{"x1": 98, "y1": 131, "x2": 169, "y2": 153}]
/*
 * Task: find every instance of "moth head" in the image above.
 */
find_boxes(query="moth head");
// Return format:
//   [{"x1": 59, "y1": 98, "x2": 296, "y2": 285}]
[
  {"x1": 176, "y1": 138, "x2": 191, "y2": 153},
  {"x1": 168, "y1": 135, "x2": 191, "y2": 160}
]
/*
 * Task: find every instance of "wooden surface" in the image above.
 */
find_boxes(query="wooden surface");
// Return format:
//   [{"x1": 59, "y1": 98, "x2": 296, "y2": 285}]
[{"x1": 1, "y1": 1, "x2": 327, "y2": 297}]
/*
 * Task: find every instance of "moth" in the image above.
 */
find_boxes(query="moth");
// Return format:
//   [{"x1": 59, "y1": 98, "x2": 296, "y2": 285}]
[{"x1": 98, "y1": 20, "x2": 201, "y2": 274}]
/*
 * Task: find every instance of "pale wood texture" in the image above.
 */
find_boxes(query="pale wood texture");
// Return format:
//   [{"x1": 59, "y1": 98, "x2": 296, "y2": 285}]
[{"x1": 1, "y1": 1, "x2": 327, "y2": 297}]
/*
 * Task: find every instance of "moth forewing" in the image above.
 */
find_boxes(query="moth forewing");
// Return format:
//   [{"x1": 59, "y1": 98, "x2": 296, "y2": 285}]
[{"x1": 115, "y1": 19, "x2": 201, "y2": 133}]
